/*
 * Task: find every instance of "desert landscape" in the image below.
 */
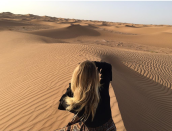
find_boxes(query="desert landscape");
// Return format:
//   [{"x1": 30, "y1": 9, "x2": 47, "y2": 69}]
[{"x1": 0, "y1": 12, "x2": 172, "y2": 131}]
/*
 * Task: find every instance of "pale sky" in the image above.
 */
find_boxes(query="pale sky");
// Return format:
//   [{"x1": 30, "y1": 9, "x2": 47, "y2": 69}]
[{"x1": 0, "y1": 1, "x2": 172, "y2": 25}]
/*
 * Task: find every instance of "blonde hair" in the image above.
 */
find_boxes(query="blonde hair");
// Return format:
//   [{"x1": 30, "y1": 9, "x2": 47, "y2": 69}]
[{"x1": 64, "y1": 60, "x2": 102, "y2": 122}]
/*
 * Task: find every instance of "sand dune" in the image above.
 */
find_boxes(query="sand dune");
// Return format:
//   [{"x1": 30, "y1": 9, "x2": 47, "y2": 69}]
[
  {"x1": 27, "y1": 24, "x2": 100, "y2": 39},
  {"x1": 98, "y1": 25, "x2": 172, "y2": 35},
  {"x1": 0, "y1": 19, "x2": 32, "y2": 26},
  {"x1": 0, "y1": 12, "x2": 172, "y2": 131},
  {"x1": 0, "y1": 31, "x2": 66, "y2": 46}
]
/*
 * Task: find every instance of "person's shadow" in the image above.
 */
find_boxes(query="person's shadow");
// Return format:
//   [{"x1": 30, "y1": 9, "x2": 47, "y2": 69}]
[{"x1": 101, "y1": 56, "x2": 172, "y2": 131}]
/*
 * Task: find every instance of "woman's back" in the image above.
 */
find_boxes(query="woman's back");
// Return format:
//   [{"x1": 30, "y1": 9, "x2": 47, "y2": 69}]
[
  {"x1": 58, "y1": 61, "x2": 114, "y2": 128},
  {"x1": 79, "y1": 61, "x2": 113, "y2": 127}
]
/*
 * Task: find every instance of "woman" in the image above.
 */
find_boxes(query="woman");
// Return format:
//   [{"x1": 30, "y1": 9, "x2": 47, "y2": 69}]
[{"x1": 58, "y1": 60, "x2": 116, "y2": 131}]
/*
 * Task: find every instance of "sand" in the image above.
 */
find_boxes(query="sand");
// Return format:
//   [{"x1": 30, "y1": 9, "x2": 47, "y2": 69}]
[{"x1": 0, "y1": 12, "x2": 172, "y2": 131}]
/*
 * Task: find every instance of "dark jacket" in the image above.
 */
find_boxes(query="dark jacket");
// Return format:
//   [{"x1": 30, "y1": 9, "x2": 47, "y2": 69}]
[{"x1": 58, "y1": 61, "x2": 112, "y2": 127}]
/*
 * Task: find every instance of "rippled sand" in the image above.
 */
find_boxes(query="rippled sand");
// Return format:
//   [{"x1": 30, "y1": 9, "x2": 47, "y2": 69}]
[{"x1": 0, "y1": 12, "x2": 172, "y2": 131}]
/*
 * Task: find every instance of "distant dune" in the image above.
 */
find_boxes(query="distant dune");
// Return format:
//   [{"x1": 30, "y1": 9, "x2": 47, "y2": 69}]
[
  {"x1": 0, "y1": 12, "x2": 172, "y2": 131},
  {"x1": 27, "y1": 24, "x2": 100, "y2": 39}
]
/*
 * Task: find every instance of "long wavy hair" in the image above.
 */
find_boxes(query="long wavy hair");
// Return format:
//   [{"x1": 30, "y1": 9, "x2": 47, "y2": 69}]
[{"x1": 64, "y1": 60, "x2": 102, "y2": 122}]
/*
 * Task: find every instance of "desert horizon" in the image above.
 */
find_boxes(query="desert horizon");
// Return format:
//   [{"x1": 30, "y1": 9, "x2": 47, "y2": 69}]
[{"x1": 0, "y1": 11, "x2": 172, "y2": 131}]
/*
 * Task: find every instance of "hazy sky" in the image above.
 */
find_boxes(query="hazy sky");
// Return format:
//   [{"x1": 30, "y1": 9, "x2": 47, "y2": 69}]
[{"x1": 0, "y1": 1, "x2": 172, "y2": 25}]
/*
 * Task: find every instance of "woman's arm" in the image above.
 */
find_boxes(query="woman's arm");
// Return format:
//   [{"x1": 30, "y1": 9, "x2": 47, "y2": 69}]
[
  {"x1": 58, "y1": 83, "x2": 75, "y2": 111},
  {"x1": 58, "y1": 83, "x2": 78, "y2": 114},
  {"x1": 93, "y1": 61, "x2": 112, "y2": 82}
]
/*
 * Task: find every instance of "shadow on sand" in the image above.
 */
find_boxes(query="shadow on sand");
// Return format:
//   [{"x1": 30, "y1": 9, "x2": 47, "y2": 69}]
[{"x1": 101, "y1": 55, "x2": 172, "y2": 131}]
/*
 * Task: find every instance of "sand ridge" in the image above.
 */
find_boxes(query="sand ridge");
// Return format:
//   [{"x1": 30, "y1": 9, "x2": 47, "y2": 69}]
[{"x1": 0, "y1": 12, "x2": 172, "y2": 131}]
